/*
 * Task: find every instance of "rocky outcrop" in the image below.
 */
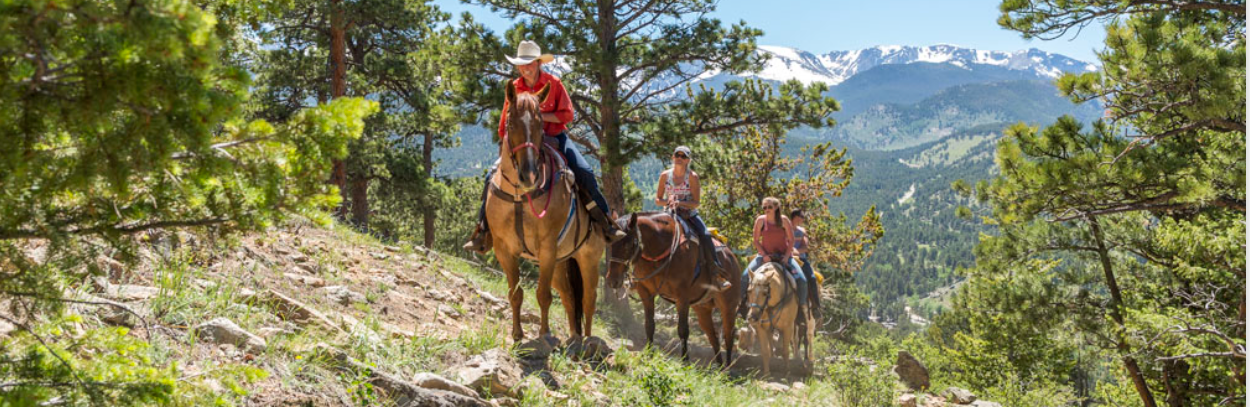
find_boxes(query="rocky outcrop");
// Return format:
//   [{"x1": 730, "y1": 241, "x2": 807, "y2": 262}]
[
  {"x1": 193, "y1": 318, "x2": 267, "y2": 354},
  {"x1": 895, "y1": 350, "x2": 931, "y2": 391},
  {"x1": 941, "y1": 386, "x2": 977, "y2": 404},
  {"x1": 453, "y1": 348, "x2": 524, "y2": 398},
  {"x1": 312, "y1": 343, "x2": 487, "y2": 407}
]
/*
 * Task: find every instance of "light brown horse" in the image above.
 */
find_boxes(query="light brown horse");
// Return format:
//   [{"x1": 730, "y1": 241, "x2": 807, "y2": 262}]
[
  {"x1": 485, "y1": 83, "x2": 604, "y2": 342},
  {"x1": 606, "y1": 212, "x2": 740, "y2": 366},
  {"x1": 745, "y1": 262, "x2": 813, "y2": 375}
]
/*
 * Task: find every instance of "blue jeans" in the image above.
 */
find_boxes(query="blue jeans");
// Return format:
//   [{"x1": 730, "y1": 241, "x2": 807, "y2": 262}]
[
  {"x1": 475, "y1": 132, "x2": 612, "y2": 225},
  {"x1": 741, "y1": 256, "x2": 807, "y2": 306}
]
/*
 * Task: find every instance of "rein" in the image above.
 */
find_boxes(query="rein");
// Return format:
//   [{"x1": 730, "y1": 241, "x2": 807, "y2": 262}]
[{"x1": 629, "y1": 214, "x2": 683, "y2": 284}]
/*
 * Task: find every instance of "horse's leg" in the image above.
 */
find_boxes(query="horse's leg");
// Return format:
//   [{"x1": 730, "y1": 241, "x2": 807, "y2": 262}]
[
  {"x1": 718, "y1": 295, "x2": 737, "y2": 367},
  {"x1": 676, "y1": 300, "x2": 691, "y2": 362},
  {"x1": 640, "y1": 289, "x2": 657, "y2": 348},
  {"x1": 536, "y1": 246, "x2": 558, "y2": 338},
  {"x1": 497, "y1": 253, "x2": 525, "y2": 342},
  {"x1": 755, "y1": 323, "x2": 772, "y2": 376},
  {"x1": 694, "y1": 305, "x2": 719, "y2": 367},
  {"x1": 576, "y1": 251, "x2": 600, "y2": 338},
  {"x1": 780, "y1": 313, "x2": 794, "y2": 373},
  {"x1": 552, "y1": 262, "x2": 580, "y2": 337}
]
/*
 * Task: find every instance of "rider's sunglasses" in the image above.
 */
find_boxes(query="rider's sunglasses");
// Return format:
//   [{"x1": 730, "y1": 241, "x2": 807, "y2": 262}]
[
  {"x1": 763, "y1": 204, "x2": 776, "y2": 210},
  {"x1": 673, "y1": 153, "x2": 689, "y2": 159}
]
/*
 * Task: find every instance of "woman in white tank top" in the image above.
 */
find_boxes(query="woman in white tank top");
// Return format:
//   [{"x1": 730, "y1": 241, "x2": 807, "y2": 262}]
[{"x1": 654, "y1": 146, "x2": 730, "y2": 290}]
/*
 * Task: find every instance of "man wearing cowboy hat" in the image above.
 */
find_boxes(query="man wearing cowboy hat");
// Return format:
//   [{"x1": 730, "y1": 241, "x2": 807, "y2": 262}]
[{"x1": 464, "y1": 41, "x2": 627, "y2": 253}]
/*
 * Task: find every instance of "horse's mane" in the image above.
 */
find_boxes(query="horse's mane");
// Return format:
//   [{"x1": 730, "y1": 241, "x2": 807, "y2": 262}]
[{"x1": 514, "y1": 92, "x2": 542, "y2": 112}]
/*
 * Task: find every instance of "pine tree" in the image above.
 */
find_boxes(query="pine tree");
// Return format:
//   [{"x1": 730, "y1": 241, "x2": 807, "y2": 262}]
[{"x1": 941, "y1": 1, "x2": 1245, "y2": 404}]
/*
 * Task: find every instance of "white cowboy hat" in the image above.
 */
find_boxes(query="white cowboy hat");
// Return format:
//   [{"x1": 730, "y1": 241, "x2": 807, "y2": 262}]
[{"x1": 506, "y1": 40, "x2": 555, "y2": 65}]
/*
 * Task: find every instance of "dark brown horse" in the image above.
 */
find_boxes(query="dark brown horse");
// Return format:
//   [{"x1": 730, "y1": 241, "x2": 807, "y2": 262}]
[
  {"x1": 485, "y1": 83, "x2": 604, "y2": 342},
  {"x1": 606, "y1": 212, "x2": 740, "y2": 366}
]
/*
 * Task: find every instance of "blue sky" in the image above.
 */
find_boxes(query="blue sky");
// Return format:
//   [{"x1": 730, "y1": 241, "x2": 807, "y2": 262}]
[{"x1": 434, "y1": 0, "x2": 1108, "y2": 62}]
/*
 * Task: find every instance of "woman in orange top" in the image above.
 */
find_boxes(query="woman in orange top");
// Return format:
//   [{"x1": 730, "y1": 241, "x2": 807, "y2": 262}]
[{"x1": 738, "y1": 197, "x2": 808, "y2": 320}]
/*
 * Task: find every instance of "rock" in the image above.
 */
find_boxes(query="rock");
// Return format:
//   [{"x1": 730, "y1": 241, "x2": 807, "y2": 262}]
[
  {"x1": 898, "y1": 393, "x2": 918, "y2": 407},
  {"x1": 192, "y1": 279, "x2": 218, "y2": 290},
  {"x1": 0, "y1": 318, "x2": 16, "y2": 337},
  {"x1": 428, "y1": 289, "x2": 452, "y2": 301},
  {"x1": 193, "y1": 318, "x2": 266, "y2": 354},
  {"x1": 311, "y1": 344, "x2": 487, "y2": 407},
  {"x1": 284, "y1": 272, "x2": 325, "y2": 287},
  {"x1": 322, "y1": 285, "x2": 366, "y2": 305},
  {"x1": 291, "y1": 252, "x2": 310, "y2": 263},
  {"x1": 971, "y1": 401, "x2": 1003, "y2": 407},
  {"x1": 758, "y1": 382, "x2": 790, "y2": 392},
  {"x1": 256, "y1": 290, "x2": 340, "y2": 332},
  {"x1": 256, "y1": 327, "x2": 292, "y2": 338},
  {"x1": 490, "y1": 397, "x2": 519, "y2": 407},
  {"x1": 97, "y1": 256, "x2": 125, "y2": 275},
  {"x1": 384, "y1": 245, "x2": 402, "y2": 253},
  {"x1": 454, "y1": 349, "x2": 524, "y2": 398},
  {"x1": 439, "y1": 305, "x2": 463, "y2": 320},
  {"x1": 414, "y1": 372, "x2": 480, "y2": 399},
  {"x1": 101, "y1": 284, "x2": 161, "y2": 301},
  {"x1": 476, "y1": 290, "x2": 506, "y2": 306},
  {"x1": 564, "y1": 336, "x2": 613, "y2": 362},
  {"x1": 370, "y1": 252, "x2": 390, "y2": 260},
  {"x1": 520, "y1": 310, "x2": 540, "y2": 324},
  {"x1": 516, "y1": 335, "x2": 558, "y2": 361},
  {"x1": 941, "y1": 387, "x2": 977, "y2": 404},
  {"x1": 895, "y1": 350, "x2": 931, "y2": 391},
  {"x1": 790, "y1": 382, "x2": 807, "y2": 392}
]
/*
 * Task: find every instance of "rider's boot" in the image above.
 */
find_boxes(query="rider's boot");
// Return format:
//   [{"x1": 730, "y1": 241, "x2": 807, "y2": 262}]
[
  {"x1": 586, "y1": 201, "x2": 628, "y2": 243},
  {"x1": 796, "y1": 302, "x2": 808, "y2": 324},
  {"x1": 809, "y1": 284, "x2": 822, "y2": 321},
  {"x1": 462, "y1": 222, "x2": 493, "y2": 254},
  {"x1": 701, "y1": 240, "x2": 731, "y2": 292}
]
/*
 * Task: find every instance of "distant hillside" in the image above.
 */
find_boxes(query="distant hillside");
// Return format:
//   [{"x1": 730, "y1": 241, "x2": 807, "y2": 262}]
[{"x1": 826, "y1": 80, "x2": 1102, "y2": 150}]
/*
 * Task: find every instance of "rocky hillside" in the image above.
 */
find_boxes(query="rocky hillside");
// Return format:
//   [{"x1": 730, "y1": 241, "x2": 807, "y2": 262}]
[{"x1": 3, "y1": 220, "x2": 1002, "y2": 406}]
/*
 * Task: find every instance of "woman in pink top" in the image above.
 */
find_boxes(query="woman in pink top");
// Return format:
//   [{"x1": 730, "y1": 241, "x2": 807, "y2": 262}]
[{"x1": 738, "y1": 197, "x2": 808, "y2": 320}]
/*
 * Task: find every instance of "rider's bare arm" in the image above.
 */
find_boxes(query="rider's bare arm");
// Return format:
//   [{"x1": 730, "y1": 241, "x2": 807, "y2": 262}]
[
  {"x1": 782, "y1": 216, "x2": 795, "y2": 261},
  {"x1": 752, "y1": 216, "x2": 767, "y2": 259},
  {"x1": 654, "y1": 171, "x2": 669, "y2": 207}
]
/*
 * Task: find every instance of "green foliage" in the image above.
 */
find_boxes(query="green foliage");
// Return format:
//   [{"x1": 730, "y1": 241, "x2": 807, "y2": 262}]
[
  {"x1": 698, "y1": 126, "x2": 882, "y2": 271},
  {"x1": 1, "y1": 317, "x2": 184, "y2": 406},
  {"x1": 928, "y1": 1, "x2": 1247, "y2": 405},
  {"x1": 825, "y1": 355, "x2": 898, "y2": 407}
]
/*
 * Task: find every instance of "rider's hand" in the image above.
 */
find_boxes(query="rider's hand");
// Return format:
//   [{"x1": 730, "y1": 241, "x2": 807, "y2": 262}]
[{"x1": 762, "y1": 255, "x2": 772, "y2": 264}]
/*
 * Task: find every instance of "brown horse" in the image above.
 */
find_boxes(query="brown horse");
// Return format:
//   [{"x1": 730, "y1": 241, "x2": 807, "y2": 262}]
[
  {"x1": 744, "y1": 262, "x2": 813, "y2": 375},
  {"x1": 606, "y1": 212, "x2": 740, "y2": 366},
  {"x1": 485, "y1": 83, "x2": 605, "y2": 342}
]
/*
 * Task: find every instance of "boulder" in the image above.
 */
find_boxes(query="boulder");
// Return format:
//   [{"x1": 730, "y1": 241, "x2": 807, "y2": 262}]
[
  {"x1": 894, "y1": 350, "x2": 930, "y2": 391},
  {"x1": 564, "y1": 336, "x2": 613, "y2": 362},
  {"x1": 516, "y1": 335, "x2": 559, "y2": 361},
  {"x1": 898, "y1": 393, "x2": 917, "y2": 407},
  {"x1": 101, "y1": 284, "x2": 161, "y2": 301},
  {"x1": 283, "y1": 272, "x2": 325, "y2": 287},
  {"x1": 255, "y1": 290, "x2": 340, "y2": 332},
  {"x1": 311, "y1": 344, "x2": 486, "y2": 407},
  {"x1": 414, "y1": 372, "x2": 479, "y2": 400},
  {"x1": 758, "y1": 382, "x2": 790, "y2": 392},
  {"x1": 193, "y1": 318, "x2": 266, "y2": 354},
  {"x1": 322, "y1": 285, "x2": 366, "y2": 305},
  {"x1": 941, "y1": 387, "x2": 977, "y2": 404},
  {"x1": 454, "y1": 349, "x2": 524, "y2": 398}
]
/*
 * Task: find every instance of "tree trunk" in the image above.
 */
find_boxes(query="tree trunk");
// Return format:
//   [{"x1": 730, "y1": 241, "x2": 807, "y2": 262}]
[
  {"x1": 593, "y1": 0, "x2": 639, "y2": 338},
  {"x1": 1088, "y1": 215, "x2": 1158, "y2": 407},
  {"x1": 349, "y1": 173, "x2": 369, "y2": 227},
  {"x1": 329, "y1": 0, "x2": 349, "y2": 218},
  {"x1": 423, "y1": 133, "x2": 436, "y2": 247}
]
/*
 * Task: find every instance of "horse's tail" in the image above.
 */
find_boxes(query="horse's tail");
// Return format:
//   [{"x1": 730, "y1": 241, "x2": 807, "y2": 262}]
[{"x1": 569, "y1": 259, "x2": 585, "y2": 336}]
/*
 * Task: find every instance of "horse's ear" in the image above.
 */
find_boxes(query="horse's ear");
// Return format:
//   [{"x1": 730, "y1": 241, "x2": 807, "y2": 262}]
[
  {"x1": 504, "y1": 80, "x2": 517, "y2": 106},
  {"x1": 628, "y1": 213, "x2": 638, "y2": 232},
  {"x1": 535, "y1": 83, "x2": 551, "y2": 104}
]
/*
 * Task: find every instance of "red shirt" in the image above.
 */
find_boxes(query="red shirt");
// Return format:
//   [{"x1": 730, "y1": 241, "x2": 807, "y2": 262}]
[{"x1": 498, "y1": 72, "x2": 575, "y2": 138}]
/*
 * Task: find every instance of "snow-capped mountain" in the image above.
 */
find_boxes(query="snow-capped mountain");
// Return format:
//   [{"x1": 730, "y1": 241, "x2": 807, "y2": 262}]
[{"x1": 742, "y1": 44, "x2": 1096, "y2": 86}]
